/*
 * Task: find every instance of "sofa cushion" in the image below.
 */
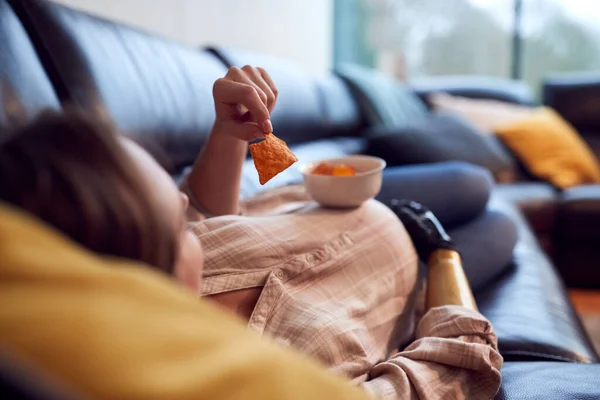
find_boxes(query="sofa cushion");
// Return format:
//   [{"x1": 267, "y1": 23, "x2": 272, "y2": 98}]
[
  {"x1": 336, "y1": 63, "x2": 429, "y2": 128},
  {"x1": 366, "y1": 112, "x2": 516, "y2": 182},
  {"x1": 495, "y1": 107, "x2": 600, "y2": 189},
  {"x1": 9, "y1": 0, "x2": 226, "y2": 173},
  {"x1": 0, "y1": 0, "x2": 59, "y2": 128},
  {"x1": 315, "y1": 74, "x2": 364, "y2": 137},
  {"x1": 428, "y1": 92, "x2": 533, "y2": 133}
]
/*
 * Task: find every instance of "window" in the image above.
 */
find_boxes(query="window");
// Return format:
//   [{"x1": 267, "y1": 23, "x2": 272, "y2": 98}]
[{"x1": 334, "y1": 0, "x2": 600, "y2": 96}]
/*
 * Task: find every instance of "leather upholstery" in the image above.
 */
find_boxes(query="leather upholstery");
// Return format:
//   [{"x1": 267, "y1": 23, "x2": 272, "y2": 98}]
[
  {"x1": 543, "y1": 73, "x2": 600, "y2": 136},
  {"x1": 315, "y1": 74, "x2": 364, "y2": 137},
  {"x1": 495, "y1": 362, "x2": 600, "y2": 400},
  {"x1": 559, "y1": 185, "x2": 600, "y2": 241},
  {"x1": 494, "y1": 182, "x2": 559, "y2": 257},
  {"x1": 541, "y1": 75, "x2": 600, "y2": 287},
  {"x1": 0, "y1": 346, "x2": 81, "y2": 400},
  {"x1": 0, "y1": 0, "x2": 58, "y2": 128},
  {"x1": 207, "y1": 47, "x2": 364, "y2": 144},
  {"x1": 8, "y1": 0, "x2": 227, "y2": 172},
  {"x1": 480, "y1": 195, "x2": 598, "y2": 363},
  {"x1": 412, "y1": 75, "x2": 536, "y2": 107},
  {"x1": 554, "y1": 185, "x2": 600, "y2": 288},
  {"x1": 543, "y1": 74, "x2": 600, "y2": 161},
  {"x1": 494, "y1": 183, "x2": 558, "y2": 235}
]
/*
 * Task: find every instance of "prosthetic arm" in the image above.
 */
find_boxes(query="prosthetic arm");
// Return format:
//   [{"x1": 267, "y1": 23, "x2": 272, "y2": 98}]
[{"x1": 390, "y1": 200, "x2": 477, "y2": 311}]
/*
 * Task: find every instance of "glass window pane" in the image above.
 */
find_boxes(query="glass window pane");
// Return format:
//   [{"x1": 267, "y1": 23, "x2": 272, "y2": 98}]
[
  {"x1": 521, "y1": 0, "x2": 600, "y2": 96},
  {"x1": 362, "y1": 0, "x2": 513, "y2": 78}
]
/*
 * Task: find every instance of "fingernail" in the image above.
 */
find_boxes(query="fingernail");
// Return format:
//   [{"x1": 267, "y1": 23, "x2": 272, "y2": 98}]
[
  {"x1": 254, "y1": 131, "x2": 265, "y2": 140},
  {"x1": 263, "y1": 119, "x2": 273, "y2": 133}
]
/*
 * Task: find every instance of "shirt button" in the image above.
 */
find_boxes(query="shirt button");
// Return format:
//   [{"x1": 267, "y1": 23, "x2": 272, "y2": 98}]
[{"x1": 274, "y1": 269, "x2": 284, "y2": 279}]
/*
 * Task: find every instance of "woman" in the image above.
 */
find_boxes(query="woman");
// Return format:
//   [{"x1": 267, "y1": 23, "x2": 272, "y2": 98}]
[{"x1": 0, "y1": 66, "x2": 503, "y2": 399}]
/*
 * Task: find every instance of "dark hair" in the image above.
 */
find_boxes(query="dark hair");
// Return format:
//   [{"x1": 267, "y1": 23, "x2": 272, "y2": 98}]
[{"x1": 0, "y1": 109, "x2": 177, "y2": 273}]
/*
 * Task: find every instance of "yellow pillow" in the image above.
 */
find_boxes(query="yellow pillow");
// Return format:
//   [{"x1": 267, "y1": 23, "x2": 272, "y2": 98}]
[
  {"x1": 0, "y1": 203, "x2": 370, "y2": 400},
  {"x1": 494, "y1": 107, "x2": 600, "y2": 189}
]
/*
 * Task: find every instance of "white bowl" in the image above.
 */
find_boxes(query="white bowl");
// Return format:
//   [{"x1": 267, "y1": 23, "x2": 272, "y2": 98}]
[{"x1": 300, "y1": 155, "x2": 386, "y2": 208}]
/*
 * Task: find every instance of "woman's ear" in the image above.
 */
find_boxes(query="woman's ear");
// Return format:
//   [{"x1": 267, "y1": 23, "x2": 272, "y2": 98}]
[{"x1": 181, "y1": 193, "x2": 190, "y2": 211}]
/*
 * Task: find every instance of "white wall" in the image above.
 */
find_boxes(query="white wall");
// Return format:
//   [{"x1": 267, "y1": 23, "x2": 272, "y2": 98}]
[{"x1": 52, "y1": 0, "x2": 333, "y2": 75}]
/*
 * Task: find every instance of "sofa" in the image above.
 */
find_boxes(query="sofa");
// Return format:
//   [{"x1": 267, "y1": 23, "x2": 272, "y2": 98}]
[
  {"x1": 540, "y1": 75, "x2": 600, "y2": 288},
  {"x1": 1, "y1": 0, "x2": 599, "y2": 398},
  {"x1": 407, "y1": 75, "x2": 600, "y2": 290}
]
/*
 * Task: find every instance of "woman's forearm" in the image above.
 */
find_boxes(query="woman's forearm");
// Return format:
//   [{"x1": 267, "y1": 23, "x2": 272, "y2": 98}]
[
  {"x1": 426, "y1": 249, "x2": 478, "y2": 311},
  {"x1": 186, "y1": 125, "x2": 248, "y2": 216}
]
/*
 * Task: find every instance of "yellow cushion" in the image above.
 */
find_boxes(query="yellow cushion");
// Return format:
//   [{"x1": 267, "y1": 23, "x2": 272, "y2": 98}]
[
  {"x1": 0, "y1": 204, "x2": 370, "y2": 400},
  {"x1": 494, "y1": 107, "x2": 600, "y2": 188}
]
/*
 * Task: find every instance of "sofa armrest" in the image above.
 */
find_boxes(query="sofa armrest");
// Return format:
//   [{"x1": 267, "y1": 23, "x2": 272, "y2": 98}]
[
  {"x1": 410, "y1": 75, "x2": 535, "y2": 107},
  {"x1": 554, "y1": 185, "x2": 600, "y2": 287},
  {"x1": 496, "y1": 361, "x2": 600, "y2": 400},
  {"x1": 494, "y1": 182, "x2": 558, "y2": 235},
  {"x1": 543, "y1": 73, "x2": 600, "y2": 135},
  {"x1": 558, "y1": 185, "x2": 600, "y2": 241}
]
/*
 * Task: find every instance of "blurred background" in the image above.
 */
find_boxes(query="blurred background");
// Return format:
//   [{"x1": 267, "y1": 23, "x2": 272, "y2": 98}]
[
  {"x1": 336, "y1": 0, "x2": 600, "y2": 98},
  {"x1": 54, "y1": 0, "x2": 600, "y2": 99},
  {"x1": 53, "y1": 0, "x2": 334, "y2": 75}
]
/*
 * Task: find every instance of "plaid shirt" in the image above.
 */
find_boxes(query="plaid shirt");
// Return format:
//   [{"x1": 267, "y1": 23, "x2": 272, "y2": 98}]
[{"x1": 187, "y1": 185, "x2": 502, "y2": 400}]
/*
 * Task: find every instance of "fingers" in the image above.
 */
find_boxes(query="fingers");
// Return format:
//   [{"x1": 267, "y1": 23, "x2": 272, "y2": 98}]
[
  {"x1": 252, "y1": 66, "x2": 278, "y2": 112},
  {"x1": 227, "y1": 66, "x2": 268, "y2": 106},
  {"x1": 214, "y1": 66, "x2": 279, "y2": 133},
  {"x1": 257, "y1": 67, "x2": 278, "y2": 109},
  {"x1": 227, "y1": 121, "x2": 265, "y2": 142},
  {"x1": 213, "y1": 77, "x2": 271, "y2": 133}
]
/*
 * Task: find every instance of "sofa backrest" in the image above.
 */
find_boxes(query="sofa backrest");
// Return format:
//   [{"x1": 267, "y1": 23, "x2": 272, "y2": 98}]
[
  {"x1": 0, "y1": 0, "x2": 59, "y2": 129},
  {"x1": 9, "y1": 0, "x2": 365, "y2": 181},
  {"x1": 6, "y1": 0, "x2": 367, "y2": 195},
  {"x1": 412, "y1": 75, "x2": 535, "y2": 107},
  {"x1": 543, "y1": 73, "x2": 600, "y2": 159},
  {"x1": 8, "y1": 0, "x2": 227, "y2": 173}
]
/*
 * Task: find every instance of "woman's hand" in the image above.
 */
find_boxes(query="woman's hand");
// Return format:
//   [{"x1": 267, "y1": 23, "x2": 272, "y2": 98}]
[
  {"x1": 212, "y1": 65, "x2": 278, "y2": 141},
  {"x1": 187, "y1": 66, "x2": 277, "y2": 216}
]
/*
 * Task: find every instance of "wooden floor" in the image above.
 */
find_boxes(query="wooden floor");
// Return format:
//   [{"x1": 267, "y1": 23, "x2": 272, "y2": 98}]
[{"x1": 569, "y1": 289, "x2": 600, "y2": 354}]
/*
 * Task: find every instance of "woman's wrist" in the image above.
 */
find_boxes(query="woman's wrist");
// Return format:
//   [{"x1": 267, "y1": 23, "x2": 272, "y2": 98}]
[{"x1": 210, "y1": 121, "x2": 235, "y2": 140}]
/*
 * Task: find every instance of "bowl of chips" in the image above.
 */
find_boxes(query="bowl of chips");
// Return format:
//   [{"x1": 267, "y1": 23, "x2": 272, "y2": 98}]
[{"x1": 301, "y1": 155, "x2": 386, "y2": 208}]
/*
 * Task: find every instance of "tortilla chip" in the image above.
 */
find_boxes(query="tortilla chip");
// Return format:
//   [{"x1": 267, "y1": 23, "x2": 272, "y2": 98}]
[
  {"x1": 312, "y1": 163, "x2": 335, "y2": 175},
  {"x1": 249, "y1": 133, "x2": 298, "y2": 185},
  {"x1": 332, "y1": 164, "x2": 357, "y2": 176}
]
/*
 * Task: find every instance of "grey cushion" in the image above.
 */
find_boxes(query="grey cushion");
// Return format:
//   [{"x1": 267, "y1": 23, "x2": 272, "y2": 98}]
[
  {"x1": 366, "y1": 112, "x2": 516, "y2": 179},
  {"x1": 335, "y1": 64, "x2": 428, "y2": 128}
]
